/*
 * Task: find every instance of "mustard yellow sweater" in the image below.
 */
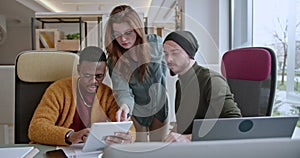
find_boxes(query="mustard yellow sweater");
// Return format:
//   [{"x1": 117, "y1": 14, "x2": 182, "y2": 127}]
[{"x1": 28, "y1": 77, "x2": 125, "y2": 145}]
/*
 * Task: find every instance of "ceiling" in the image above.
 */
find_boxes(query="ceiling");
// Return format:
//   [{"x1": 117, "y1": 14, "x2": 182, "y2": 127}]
[{"x1": 16, "y1": 0, "x2": 177, "y2": 28}]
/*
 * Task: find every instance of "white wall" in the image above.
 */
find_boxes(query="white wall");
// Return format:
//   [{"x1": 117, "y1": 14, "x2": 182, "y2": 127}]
[
  {"x1": 182, "y1": 0, "x2": 230, "y2": 72},
  {"x1": 0, "y1": 65, "x2": 15, "y2": 144},
  {"x1": 0, "y1": 0, "x2": 34, "y2": 64},
  {"x1": 0, "y1": 66, "x2": 15, "y2": 125},
  {"x1": 183, "y1": 0, "x2": 219, "y2": 65}
]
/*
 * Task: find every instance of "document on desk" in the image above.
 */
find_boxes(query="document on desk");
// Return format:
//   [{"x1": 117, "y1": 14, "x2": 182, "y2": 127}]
[
  {"x1": 0, "y1": 146, "x2": 39, "y2": 158},
  {"x1": 57, "y1": 144, "x2": 102, "y2": 158}
]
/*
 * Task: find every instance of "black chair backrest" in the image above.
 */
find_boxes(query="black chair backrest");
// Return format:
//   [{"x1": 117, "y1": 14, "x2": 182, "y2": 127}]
[{"x1": 14, "y1": 51, "x2": 79, "y2": 143}]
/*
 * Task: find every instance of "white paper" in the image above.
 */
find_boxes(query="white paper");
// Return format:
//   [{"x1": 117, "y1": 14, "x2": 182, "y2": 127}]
[{"x1": 57, "y1": 144, "x2": 102, "y2": 158}]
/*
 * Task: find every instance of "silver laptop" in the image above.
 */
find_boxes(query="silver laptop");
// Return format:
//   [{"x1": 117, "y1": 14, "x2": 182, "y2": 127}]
[{"x1": 192, "y1": 116, "x2": 299, "y2": 141}]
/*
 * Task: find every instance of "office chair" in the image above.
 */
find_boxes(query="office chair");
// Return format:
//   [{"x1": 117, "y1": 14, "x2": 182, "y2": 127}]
[
  {"x1": 221, "y1": 47, "x2": 277, "y2": 117},
  {"x1": 15, "y1": 51, "x2": 79, "y2": 144}
]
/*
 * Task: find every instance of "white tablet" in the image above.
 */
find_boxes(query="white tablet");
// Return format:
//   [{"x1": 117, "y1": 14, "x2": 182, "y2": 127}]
[{"x1": 82, "y1": 121, "x2": 133, "y2": 152}]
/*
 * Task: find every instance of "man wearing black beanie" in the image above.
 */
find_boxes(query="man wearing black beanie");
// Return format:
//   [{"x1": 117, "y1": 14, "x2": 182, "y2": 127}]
[{"x1": 163, "y1": 31, "x2": 241, "y2": 142}]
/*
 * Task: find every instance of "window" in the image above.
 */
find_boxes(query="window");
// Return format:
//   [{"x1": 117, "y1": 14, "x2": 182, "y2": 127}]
[{"x1": 232, "y1": 0, "x2": 300, "y2": 117}]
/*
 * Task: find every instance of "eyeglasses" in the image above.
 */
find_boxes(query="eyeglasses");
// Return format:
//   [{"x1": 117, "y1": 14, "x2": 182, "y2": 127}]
[
  {"x1": 112, "y1": 30, "x2": 135, "y2": 39},
  {"x1": 80, "y1": 73, "x2": 105, "y2": 81}
]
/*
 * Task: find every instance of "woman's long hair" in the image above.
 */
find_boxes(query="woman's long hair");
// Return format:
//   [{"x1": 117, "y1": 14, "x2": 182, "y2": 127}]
[{"x1": 105, "y1": 5, "x2": 151, "y2": 82}]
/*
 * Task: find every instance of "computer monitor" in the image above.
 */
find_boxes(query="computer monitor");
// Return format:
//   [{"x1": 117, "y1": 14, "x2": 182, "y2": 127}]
[{"x1": 103, "y1": 138, "x2": 300, "y2": 158}]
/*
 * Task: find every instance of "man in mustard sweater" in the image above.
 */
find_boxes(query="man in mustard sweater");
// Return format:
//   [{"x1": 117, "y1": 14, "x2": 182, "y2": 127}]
[{"x1": 28, "y1": 46, "x2": 134, "y2": 146}]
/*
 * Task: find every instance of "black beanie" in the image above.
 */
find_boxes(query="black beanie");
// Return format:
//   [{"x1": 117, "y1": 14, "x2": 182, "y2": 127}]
[{"x1": 163, "y1": 31, "x2": 199, "y2": 59}]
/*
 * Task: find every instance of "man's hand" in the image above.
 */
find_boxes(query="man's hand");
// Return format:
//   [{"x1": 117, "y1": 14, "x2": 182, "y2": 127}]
[
  {"x1": 116, "y1": 104, "x2": 130, "y2": 122},
  {"x1": 163, "y1": 132, "x2": 191, "y2": 142},
  {"x1": 104, "y1": 131, "x2": 133, "y2": 145},
  {"x1": 68, "y1": 128, "x2": 90, "y2": 144}
]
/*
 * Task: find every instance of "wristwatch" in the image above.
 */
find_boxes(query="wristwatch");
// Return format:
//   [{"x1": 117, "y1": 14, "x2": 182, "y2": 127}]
[{"x1": 65, "y1": 130, "x2": 74, "y2": 145}]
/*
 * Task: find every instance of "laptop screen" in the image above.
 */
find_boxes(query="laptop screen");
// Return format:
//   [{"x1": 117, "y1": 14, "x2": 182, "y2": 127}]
[{"x1": 191, "y1": 116, "x2": 299, "y2": 141}]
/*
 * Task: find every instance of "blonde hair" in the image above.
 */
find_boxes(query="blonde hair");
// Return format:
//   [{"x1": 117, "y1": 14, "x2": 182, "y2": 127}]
[{"x1": 105, "y1": 5, "x2": 151, "y2": 82}]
